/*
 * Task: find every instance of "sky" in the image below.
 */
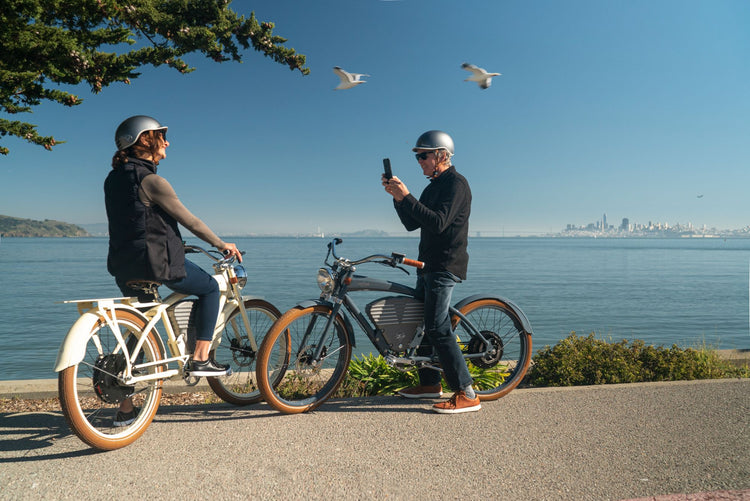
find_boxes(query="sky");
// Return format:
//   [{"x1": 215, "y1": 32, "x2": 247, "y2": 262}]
[{"x1": 1, "y1": 0, "x2": 749, "y2": 237}]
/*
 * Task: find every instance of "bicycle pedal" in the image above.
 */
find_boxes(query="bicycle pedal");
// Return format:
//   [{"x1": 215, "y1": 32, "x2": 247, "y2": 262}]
[{"x1": 183, "y1": 375, "x2": 201, "y2": 386}]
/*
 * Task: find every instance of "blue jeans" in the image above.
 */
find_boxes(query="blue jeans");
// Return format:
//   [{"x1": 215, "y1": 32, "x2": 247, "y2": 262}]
[
  {"x1": 414, "y1": 271, "x2": 473, "y2": 392},
  {"x1": 116, "y1": 259, "x2": 220, "y2": 342}
]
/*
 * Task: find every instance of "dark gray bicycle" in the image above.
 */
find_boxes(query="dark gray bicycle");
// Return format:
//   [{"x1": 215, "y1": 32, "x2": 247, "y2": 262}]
[{"x1": 256, "y1": 238, "x2": 533, "y2": 414}]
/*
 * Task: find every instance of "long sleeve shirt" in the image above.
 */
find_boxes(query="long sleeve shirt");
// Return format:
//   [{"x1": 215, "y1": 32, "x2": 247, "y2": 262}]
[
  {"x1": 394, "y1": 165, "x2": 471, "y2": 280},
  {"x1": 139, "y1": 175, "x2": 226, "y2": 249}
]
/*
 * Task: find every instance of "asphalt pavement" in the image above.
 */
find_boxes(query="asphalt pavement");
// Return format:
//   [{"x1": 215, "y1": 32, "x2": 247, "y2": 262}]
[{"x1": 1, "y1": 378, "x2": 748, "y2": 500}]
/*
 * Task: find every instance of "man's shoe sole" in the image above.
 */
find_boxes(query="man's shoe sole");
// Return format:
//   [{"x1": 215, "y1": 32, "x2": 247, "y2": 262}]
[{"x1": 432, "y1": 403, "x2": 482, "y2": 414}]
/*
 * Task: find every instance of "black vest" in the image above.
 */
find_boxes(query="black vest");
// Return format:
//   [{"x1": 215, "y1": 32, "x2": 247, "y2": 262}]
[{"x1": 104, "y1": 158, "x2": 186, "y2": 282}]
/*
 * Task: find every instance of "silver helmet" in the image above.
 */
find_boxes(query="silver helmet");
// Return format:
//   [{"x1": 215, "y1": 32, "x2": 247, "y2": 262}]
[
  {"x1": 412, "y1": 130, "x2": 454, "y2": 156},
  {"x1": 115, "y1": 115, "x2": 168, "y2": 150}
]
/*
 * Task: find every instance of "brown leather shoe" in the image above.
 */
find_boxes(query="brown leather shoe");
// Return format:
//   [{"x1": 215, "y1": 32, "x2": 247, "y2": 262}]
[
  {"x1": 432, "y1": 391, "x2": 481, "y2": 414},
  {"x1": 397, "y1": 384, "x2": 443, "y2": 399}
]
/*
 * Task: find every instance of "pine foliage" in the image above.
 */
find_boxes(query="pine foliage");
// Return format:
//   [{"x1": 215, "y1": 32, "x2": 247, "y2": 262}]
[{"x1": 0, "y1": 0, "x2": 309, "y2": 154}]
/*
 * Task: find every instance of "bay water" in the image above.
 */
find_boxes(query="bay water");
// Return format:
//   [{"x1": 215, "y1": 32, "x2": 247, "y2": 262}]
[{"x1": 1, "y1": 236, "x2": 748, "y2": 381}]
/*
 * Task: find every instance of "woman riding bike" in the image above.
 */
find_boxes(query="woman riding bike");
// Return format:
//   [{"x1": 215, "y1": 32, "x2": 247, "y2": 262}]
[{"x1": 105, "y1": 115, "x2": 242, "y2": 426}]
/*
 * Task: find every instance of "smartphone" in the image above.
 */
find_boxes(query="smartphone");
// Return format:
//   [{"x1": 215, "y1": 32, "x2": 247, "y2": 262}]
[{"x1": 382, "y1": 158, "x2": 392, "y2": 180}]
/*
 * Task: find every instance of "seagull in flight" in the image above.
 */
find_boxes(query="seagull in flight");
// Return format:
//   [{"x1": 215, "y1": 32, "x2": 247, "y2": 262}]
[
  {"x1": 333, "y1": 66, "x2": 369, "y2": 90},
  {"x1": 461, "y1": 62, "x2": 501, "y2": 89}
]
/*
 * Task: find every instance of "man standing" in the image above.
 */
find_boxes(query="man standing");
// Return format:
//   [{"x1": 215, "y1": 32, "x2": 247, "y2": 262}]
[{"x1": 382, "y1": 130, "x2": 480, "y2": 414}]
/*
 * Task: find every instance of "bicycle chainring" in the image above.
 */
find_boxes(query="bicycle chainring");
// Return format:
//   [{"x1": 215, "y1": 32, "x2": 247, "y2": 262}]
[
  {"x1": 92, "y1": 353, "x2": 134, "y2": 404},
  {"x1": 467, "y1": 331, "x2": 504, "y2": 369}
]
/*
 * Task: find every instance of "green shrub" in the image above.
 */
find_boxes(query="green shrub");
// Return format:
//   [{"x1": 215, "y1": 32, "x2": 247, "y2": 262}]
[
  {"x1": 336, "y1": 353, "x2": 419, "y2": 397},
  {"x1": 525, "y1": 332, "x2": 749, "y2": 387},
  {"x1": 335, "y1": 353, "x2": 507, "y2": 397}
]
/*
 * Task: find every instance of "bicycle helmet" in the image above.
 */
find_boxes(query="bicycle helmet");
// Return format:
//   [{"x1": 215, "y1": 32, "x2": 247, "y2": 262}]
[
  {"x1": 412, "y1": 130, "x2": 454, "y2": 156},
  {"x1": 115, "y1": 115, "x2": 168, "y2": 150}
]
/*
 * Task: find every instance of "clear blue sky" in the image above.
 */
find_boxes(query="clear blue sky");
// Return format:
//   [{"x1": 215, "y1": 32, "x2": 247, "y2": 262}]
[{"x1": 2, "y1": 0, "x2": 749, "y2": 236}]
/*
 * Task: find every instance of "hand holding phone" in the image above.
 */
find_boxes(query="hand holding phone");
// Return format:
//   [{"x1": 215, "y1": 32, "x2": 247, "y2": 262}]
[{"x1": 382, "y1": 158, "x2": 392, "y2": 180}]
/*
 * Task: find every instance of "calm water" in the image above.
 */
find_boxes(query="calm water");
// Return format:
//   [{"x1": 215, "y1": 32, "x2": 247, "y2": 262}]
[{"x1": 1, "y1": 236, "x2": 748, "y2": 381}]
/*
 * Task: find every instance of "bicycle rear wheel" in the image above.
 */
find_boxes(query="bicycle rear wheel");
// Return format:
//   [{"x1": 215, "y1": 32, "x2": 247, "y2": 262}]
[
  {"x1": 58, "y1": 310, "x2": 163, "y2": 450},
  {"x1": 452, "y1": 299, "x2": 532, "y2": 401},
  {"x1": 257, "y1": 305, "x2": 352, "y2": 414},
  {"x1": 208, "y1": 299, "x2": 282, "y2": 405}
]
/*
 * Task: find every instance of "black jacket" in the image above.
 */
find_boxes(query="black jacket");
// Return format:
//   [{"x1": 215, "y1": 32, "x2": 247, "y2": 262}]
[
  {"x1": 104, "y1": 158, "x2": 186, "y2": 282},
  {"x1": 394, "y1": 165, "x2": 471, "y2": 280}
]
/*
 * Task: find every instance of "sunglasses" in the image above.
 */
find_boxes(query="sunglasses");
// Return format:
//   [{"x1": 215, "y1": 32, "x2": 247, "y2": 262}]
[{"x1": 415, "y1": 151, "x2": 433, "y2": 161}]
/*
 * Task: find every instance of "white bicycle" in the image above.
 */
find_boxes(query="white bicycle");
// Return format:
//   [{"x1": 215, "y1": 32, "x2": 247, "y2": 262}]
[{"x1": 54, "y1": 245, "x2": 282, "y2": 450}]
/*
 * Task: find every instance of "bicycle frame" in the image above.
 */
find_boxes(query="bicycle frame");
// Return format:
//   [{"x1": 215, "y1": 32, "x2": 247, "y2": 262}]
[
  {"x1": 54, "y1": 249, "x2": 261, "y2": 385},
  {"x1": 305, "y1": 248, "x2": 528, "y2": 369},
  {"x1": 313, "y1": 286, "x2": 496, "y2": 370}
]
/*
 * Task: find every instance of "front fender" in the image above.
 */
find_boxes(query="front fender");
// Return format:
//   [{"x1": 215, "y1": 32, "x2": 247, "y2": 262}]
[
  {"x1": 53, "y1": 304, "x2": 155, "y2": 372},
  {"x1": 291, "y1": 299, "x2": 357, "y2": 348},
  {"x1": 453, "y1": 294, "x2": 533, "y2": 335}
]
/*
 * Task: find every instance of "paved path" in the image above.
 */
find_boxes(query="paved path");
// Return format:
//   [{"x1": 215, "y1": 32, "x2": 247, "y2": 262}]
[{"x1": 1, "y1": 379, "x2": 748, "y2": 500}]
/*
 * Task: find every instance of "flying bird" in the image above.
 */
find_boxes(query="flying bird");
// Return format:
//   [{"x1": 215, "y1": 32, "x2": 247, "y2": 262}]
[
  {"x1": 333, "y1": 66, "x2": 368, "y2": 90},
  {"x1": 461, "y1": 62, "x2": 501, "y2": 89},
  {"x1": 697, "y1": 194, "x2": 704, "y2": 198}
]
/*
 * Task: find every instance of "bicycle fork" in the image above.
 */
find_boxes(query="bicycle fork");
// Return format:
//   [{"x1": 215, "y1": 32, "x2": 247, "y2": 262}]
[{"x1": 299, "y1": 303, "x2": 347, "y2": 366}]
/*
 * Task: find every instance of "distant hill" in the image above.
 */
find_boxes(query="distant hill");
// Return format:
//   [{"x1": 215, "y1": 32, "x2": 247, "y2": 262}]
[{"x1": 0, "y1": 215, "x2": 90, "y2": 237}]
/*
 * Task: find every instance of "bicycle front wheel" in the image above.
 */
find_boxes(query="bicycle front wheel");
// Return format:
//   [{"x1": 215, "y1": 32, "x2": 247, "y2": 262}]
[
  {"x1": 453, "y1": 299, "x2": 532, "y2": 401},
  {"x1": 257, "y1": 305, "x2": 352, "y2": 414},
  {"x1": 58, "y1": 310, "x2": 163, "y2": 450},
  {"x1": 208, "y1": 299, "x2": 282, "y2": 405}
]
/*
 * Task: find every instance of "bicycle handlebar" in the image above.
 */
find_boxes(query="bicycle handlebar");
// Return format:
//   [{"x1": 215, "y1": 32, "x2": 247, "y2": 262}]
[
  {"x1": 402, "y1": 258, "x2": 425, "y2": 269},
  {"x1": 327, "y1": 238, "x2": 424, "y2": 269},
  {"x1": 184, "y1": 244, "x2": 244, "y2": 264}
]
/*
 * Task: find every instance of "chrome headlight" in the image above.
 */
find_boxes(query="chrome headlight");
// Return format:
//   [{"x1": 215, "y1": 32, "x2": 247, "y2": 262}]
[
  {"x1": 317, "y1": 267, "x2": 334, "y2": 294},
  {"x1": 233, "y1": 265, "x2": 248, "y2": 288}
]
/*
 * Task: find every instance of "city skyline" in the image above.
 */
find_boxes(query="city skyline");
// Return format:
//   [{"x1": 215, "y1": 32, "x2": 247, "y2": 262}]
[{"x1": 562, "y1": 212, "x2": 750, "y2": 238}]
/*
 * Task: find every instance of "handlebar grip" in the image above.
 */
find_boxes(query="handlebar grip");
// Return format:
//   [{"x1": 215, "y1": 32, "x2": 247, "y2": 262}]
[{"x1": 402, "y1": 258, "x2": 425, "y2": 269}]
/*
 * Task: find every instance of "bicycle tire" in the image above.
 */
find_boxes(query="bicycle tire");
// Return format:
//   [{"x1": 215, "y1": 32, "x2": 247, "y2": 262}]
[
  {"x1": 452, "y1": 298, "x2": 532, "y2": 401},
  {"x1": 208, "y1": 299, "x2": 282, "y2": 405},
  {"x1": 58, "y1": 309, "x2": 163, "y2": 450},
  {"x1": 256, "y1": 305, "x2": 352, "y2": 414}
]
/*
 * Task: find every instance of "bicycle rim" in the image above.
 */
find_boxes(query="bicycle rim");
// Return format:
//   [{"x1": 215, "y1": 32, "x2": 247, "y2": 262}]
[
  {"x1": 58, "y1": 310, "x2": 163, "y2": 450},
  {"x1": 453, "y1": 299, "x2": 532, "y2": 401},
  {"x1": 208, "y1": 299, "x2": 282, "y2": 405},
  {"x1": 257, "y1": 305, "x2": 351, "y2": 414}
]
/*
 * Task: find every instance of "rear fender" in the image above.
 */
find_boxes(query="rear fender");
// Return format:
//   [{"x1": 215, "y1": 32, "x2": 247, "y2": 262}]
[
  {"x1": 453, "y1": 294, "x2": 533, "y2": 335},
  {"x1": 293, "y1": 299, "x2": 356, "y2": 348},
  {"x1": 53, "y1": 303, "x2": 163, "y2": 372}
]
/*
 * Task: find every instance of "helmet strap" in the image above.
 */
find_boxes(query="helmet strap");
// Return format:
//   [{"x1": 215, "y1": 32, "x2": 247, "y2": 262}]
[{"x1": 429, "y1": 150, "x2": 450, "y2": 179}]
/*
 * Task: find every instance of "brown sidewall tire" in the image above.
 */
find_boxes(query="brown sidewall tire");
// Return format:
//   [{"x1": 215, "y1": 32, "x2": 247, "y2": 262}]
[
  {"x1": 257, "y1": 305, "x2": 351, "y2": 414},
  {"x1": 58, "y1": 310, "x2": 163, "y2": 450},
  {"x1": 453, "y1": 299, "x2": 532, "y2": 402}
]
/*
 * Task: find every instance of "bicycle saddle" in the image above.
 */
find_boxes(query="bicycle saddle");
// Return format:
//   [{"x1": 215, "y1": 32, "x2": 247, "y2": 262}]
[{"x1": 125, "y1": 280, "x2": 162, "y2": 301}]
